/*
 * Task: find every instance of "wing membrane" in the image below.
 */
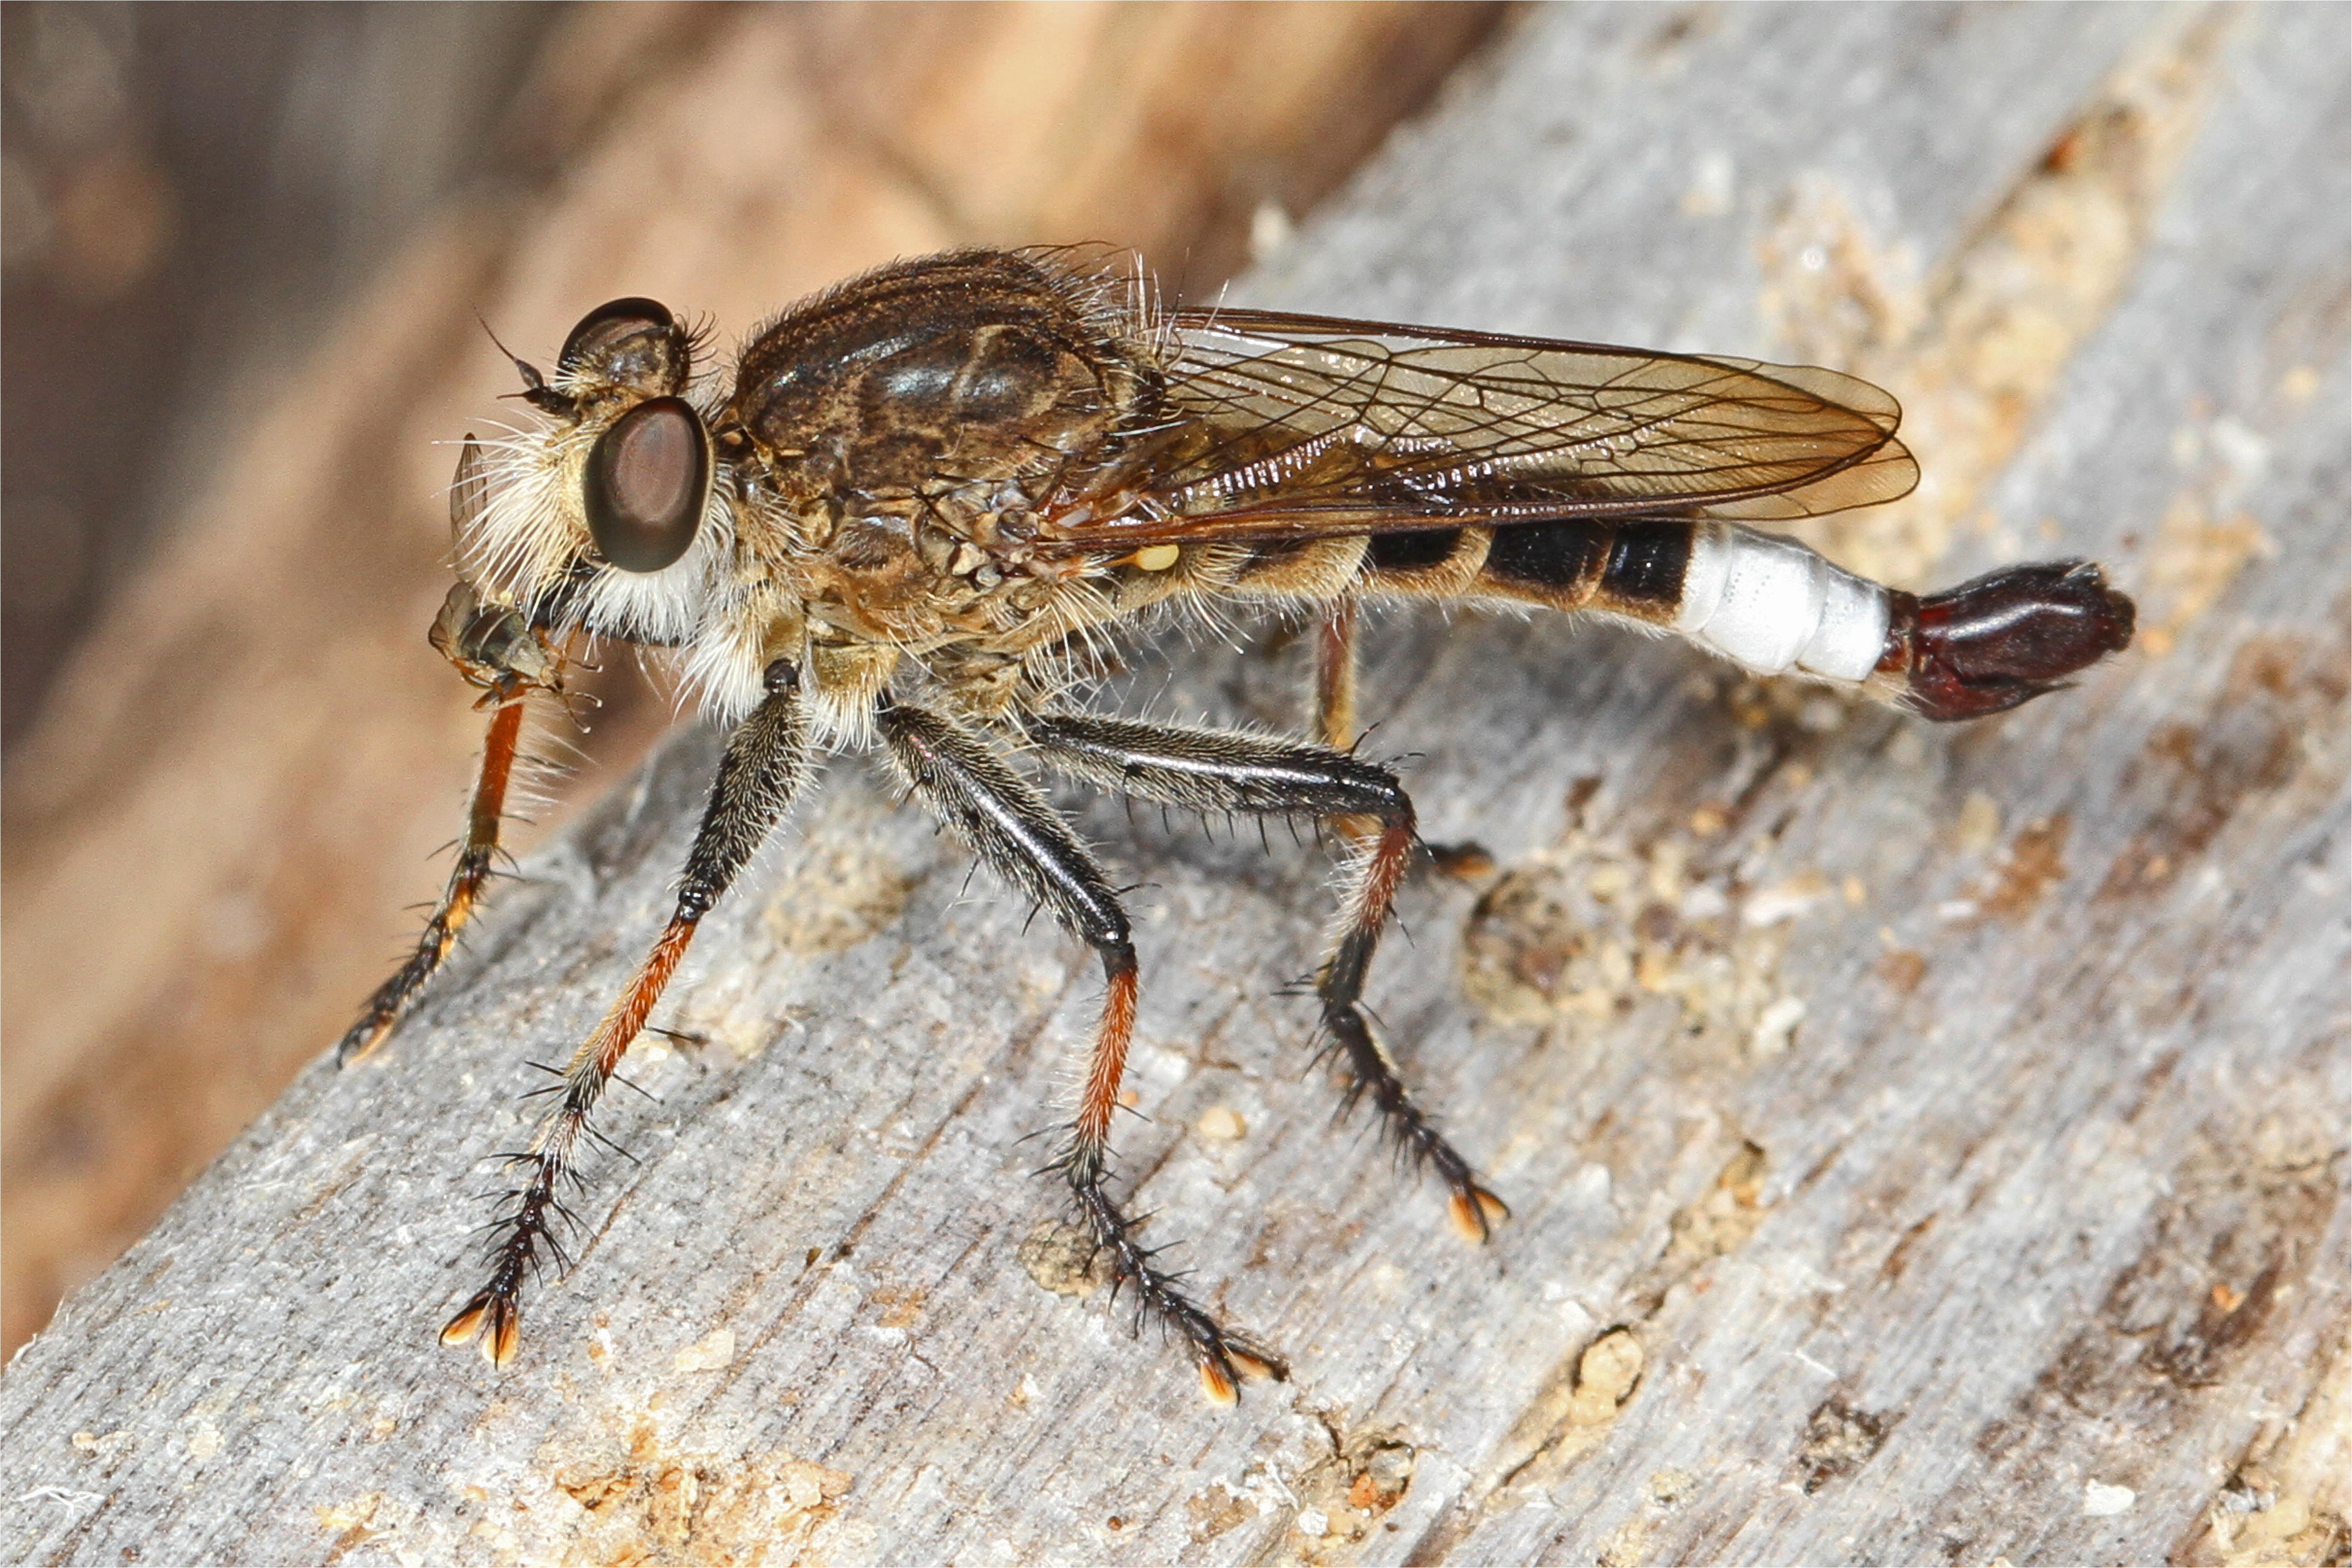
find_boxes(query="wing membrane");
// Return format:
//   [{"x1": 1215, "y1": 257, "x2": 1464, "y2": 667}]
[{"x1": 1041, "y1": 309, "x2": 1917, "y2": 546}]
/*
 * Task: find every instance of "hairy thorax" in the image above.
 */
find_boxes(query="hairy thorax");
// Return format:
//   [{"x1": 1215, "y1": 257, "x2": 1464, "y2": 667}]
[{"x1": 720, "y1": 254, "x2": 1178, "y2": 710}]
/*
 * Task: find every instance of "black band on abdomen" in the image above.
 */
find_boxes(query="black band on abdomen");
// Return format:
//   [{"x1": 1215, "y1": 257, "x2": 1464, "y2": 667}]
[
  {"x1": 1367, "y1": 528, "x2": 1465, "y2": 572},
  {"x1": 1598, "y1": 519, "x2": 1694, "y2": 612},
  {"x1": 1481, "y1": 519, "x2": 1610, "y2": 602}
]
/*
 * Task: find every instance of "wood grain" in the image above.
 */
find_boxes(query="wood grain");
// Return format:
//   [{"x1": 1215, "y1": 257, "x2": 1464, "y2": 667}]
[{"x1": 2, "y1": 5, "x2": 2343, "y2": 1564}]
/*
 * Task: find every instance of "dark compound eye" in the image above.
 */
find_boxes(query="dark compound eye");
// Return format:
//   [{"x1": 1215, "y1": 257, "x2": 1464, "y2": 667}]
[
  {"x1": 559, "y1": 297, "x2": 691, "y2": 394},
  {"x1": 583, "y1": 396, "x2": 710, "y2": 572}
]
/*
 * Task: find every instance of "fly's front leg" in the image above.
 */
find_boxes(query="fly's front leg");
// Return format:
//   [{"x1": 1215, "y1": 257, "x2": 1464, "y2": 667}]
[
  {"x1": 342, "y1": 435, "x2": 571, "y2": 1065},
  {"x1": 338, "y1": 575, "x2": 568, "y2": 1065},
  {"x1": 440, "y1": 661, "x2": 810, "y2": 1366},
  {"x1": 878, "y1": 701, "x2": 1284, "y2": 1404},
  {"x1": 1023, "y1": 714, "x2": 1508, "y2": 1245}
]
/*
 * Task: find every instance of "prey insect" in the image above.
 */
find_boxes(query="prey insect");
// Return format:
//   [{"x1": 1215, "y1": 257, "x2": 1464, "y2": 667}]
[{"x1": 343, "y1": 247, "x2": 2134, "y2": 1402}]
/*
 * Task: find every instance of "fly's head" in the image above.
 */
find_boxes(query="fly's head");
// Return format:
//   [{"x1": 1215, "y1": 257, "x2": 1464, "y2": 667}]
[
  {"x1": 439, "y1": 260, "x2": 1183, "y2": 738},
  {"x1": 454, "y1": 298, "x2": 743, "y2": 654}
]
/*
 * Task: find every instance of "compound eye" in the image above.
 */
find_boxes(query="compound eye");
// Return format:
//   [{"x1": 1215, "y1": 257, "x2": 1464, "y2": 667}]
[
  {"x1": 583, "y1": 396, "x2": 710, "y2": 572},
  {"x1": 559, "y1": 297, "x2": 690, "y2": 394}
]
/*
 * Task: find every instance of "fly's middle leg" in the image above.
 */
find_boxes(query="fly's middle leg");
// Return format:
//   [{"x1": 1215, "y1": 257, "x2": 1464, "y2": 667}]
[
  {"x1": 880, "y1": 701, "x2": 1284, "y2": 1403},
  {"x1": 1024, "y1": 714, "x2": 1508, "y2": 1245},
  {"x1": 441, "y1": 662, "x2": 810, "y2": 1365}
]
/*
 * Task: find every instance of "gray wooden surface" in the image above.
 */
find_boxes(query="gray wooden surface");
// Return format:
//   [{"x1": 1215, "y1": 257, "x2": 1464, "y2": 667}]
[{"x1": 3, "y1": 6, "x2": 2344, "y2": 1564}]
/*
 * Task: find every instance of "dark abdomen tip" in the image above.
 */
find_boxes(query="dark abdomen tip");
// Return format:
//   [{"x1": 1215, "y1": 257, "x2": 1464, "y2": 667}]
[{"x1": 1888, "y1": 560, "x2": 2136, "y2": 721}]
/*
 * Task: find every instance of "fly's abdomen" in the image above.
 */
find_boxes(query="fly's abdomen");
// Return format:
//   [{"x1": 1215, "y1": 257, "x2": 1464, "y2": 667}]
[
  {"x1": 1671, "y1": 521, "x2": 1889, "y2": 683},
  {"x1": 1347, "y1": 515, "x2": 1892, "y2": 685},
  {"x1": 1340, "y1": 514, "x2": 2131, "y2": 715}
]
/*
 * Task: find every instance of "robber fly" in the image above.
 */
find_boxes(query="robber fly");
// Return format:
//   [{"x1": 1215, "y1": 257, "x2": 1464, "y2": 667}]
[{"x1": 341, "y1": 247, "x2": 2133, "y2": 1402}]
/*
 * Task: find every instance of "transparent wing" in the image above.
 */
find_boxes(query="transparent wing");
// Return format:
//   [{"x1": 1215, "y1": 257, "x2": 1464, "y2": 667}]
[{"x1": 1040, "y1": 308, "x2": 1917, "y2": 546}]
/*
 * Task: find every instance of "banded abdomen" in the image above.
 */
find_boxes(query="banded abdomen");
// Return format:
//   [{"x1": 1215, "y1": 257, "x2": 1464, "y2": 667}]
[{"x1": 1218, "y1": 517, "x2": 2133, "y2": 720}]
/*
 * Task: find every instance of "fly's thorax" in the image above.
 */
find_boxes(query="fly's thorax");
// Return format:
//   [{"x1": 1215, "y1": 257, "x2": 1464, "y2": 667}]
[
  {"x1": 741, "y1": 468, "x2": 1115, "y2": 652},
  {"x1": 726, "y1": 250, "x2": 1163, "y2": 542}
]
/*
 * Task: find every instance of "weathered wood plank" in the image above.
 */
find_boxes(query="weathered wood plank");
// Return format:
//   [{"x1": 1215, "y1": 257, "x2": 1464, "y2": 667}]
[{"x1": 2, "y1": 5, "x2": 2343, "y2": 1565}]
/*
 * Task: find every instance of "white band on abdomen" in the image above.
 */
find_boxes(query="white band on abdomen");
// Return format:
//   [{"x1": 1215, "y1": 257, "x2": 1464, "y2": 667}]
[{"x1": 1675, "y1": 522, "x2": 1890, "y2": 684}]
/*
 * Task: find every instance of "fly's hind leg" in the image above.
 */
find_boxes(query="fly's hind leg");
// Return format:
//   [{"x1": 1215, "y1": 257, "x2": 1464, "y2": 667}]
[
  {"x1": 1023, "y1": 714, "x2": 1508, "y2": 1245},
  {"x1": 1314, "y1": 596, "x2": 1491, "y2": 877},
  {"x1": 1313, "y1": 598, "x2": 1360, "y2": 754},
  {"x1": 879, "y1": 701, "x2": 1284, "y2": 1403},
  {"x1": 440, "y1": 661, "x2": 810, "y2": 1365}
]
